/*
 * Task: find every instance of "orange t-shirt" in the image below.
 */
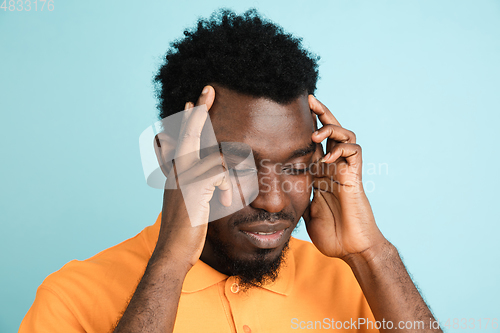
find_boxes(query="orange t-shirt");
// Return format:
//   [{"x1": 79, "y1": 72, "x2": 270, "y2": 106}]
[{"x1": 20, "y1": 213, "x2": 378, "y2": 332}]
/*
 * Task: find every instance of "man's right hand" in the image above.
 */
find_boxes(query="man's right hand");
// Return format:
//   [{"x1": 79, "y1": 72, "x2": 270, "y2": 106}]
[
  {"x1": 113, "y1": 85, "x2": 231, "y2": 333},
  {"x1": 153, "y1": 85, "x2": 232, "y2": 271}
]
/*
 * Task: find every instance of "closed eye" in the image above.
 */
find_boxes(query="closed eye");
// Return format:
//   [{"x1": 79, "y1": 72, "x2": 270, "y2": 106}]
[{"x1": 282, "y1": 167, "x2": 310, "y2": 175}]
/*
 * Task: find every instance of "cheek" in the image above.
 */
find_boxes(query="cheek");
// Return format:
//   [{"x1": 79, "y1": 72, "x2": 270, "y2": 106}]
[
  {"x1": 288, "y1": 175, "x2": 313, "y2": 213},
  {"x1": 207, "y1": 219, "x2": 229, "y2": 241}
]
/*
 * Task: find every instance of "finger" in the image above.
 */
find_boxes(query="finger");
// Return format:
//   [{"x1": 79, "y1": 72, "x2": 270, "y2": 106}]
[
  {"x1": 312, "y1": 124, "x2": 356, "y2": 144},
  {"x1": 312, "y1": 177, "x2": 341, "y2": 192},
  {"x1": 187, "y1": 164, "x2": 233, "y2": 207},
  {"x1": 308, "y1": 95, "x2": 341, "y2": 127},
  {"x1": 176, "y1": 152, "x2": 227, "y2": 184},
  {"x1": 193, "y1": 85, "x2": 231, "y2": 205},
  {"x1": 321, "y1": 142, "x2": 362, "y2": 167},
  {"x1": 174, "y1": 100, "x2": 210, "y2": 171},
  {"x1": 176, "y1": 101, "x2": 195, "y2": 143},
  {"x1": 194, "y1": 85, "x2": 231, "y2": 205},
  {"x1": 215, "y1": 169, "x2": 233, "y2": 207},
  {"x1": 175, "y1": 85, "x2": 216, "y2": 171}
]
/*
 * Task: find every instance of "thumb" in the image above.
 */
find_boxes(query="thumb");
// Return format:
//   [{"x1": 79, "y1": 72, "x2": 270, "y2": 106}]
[{"x1": 302, "y1": 190, "x2": 314, "y2": 224}]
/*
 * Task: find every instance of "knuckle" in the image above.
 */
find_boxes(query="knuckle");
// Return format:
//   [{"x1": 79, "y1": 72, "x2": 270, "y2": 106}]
[
  {"x1": 323, "y1": 124, "x2": 335, "y2": 133},
  {"x1": 182, "y1": 130, "x2": 201, "y2": 140},
  {"x1": 350, "y1": 131, "x2": 357, "y2": 142}
]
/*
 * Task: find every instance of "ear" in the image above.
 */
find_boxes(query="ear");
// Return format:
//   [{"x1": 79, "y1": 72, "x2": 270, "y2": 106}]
[
  {"x1": 153, "y1": 132, "x2": 177, "y2": 177},
  {"x1": 310, "y1": 108, "x2": 318, "y2": 131},
  {"x1": 313, "y1": 143, "x2": 324, "y2": 163},
  {"x1": 311, "y1": 112, "x2": 324, "y2": 162}
]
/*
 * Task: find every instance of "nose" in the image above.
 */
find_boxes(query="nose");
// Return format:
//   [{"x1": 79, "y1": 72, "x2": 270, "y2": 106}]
[{"x1": 249, "y1": 166, "x2": 290, "y2": 213}]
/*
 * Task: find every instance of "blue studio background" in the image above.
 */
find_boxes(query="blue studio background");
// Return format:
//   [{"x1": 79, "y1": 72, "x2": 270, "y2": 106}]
[{"x1": 1, "y1": 0, "x2": 499, "y2": 331}]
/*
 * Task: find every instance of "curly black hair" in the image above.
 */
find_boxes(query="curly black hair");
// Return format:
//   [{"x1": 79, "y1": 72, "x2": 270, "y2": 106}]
[{"x1": 154, "y1": 8, "x2": 320, "y2": 120}]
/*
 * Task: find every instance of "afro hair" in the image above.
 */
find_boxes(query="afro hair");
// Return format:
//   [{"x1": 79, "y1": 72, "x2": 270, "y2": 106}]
[{"x1": 154, "y1": 8, "x2": 320, "y2": 120}]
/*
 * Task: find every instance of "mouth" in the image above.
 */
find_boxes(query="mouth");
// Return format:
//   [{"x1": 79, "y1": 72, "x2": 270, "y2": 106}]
[{"x1": 239, "y1": 222, "x2": 290, "y2": 249}]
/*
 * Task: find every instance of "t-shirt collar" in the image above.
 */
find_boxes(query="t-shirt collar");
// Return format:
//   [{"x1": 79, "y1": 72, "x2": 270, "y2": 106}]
[
  {"x1": 181, "y1": 242, "x2": 296, "y2": 296},
  {"x1": 146, "y1": 213, "x2": 295, "y2": 296}
]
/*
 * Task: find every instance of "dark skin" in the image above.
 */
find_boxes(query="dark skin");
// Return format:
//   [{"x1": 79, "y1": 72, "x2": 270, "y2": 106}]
[
  {"x1": 113, "y1": 85, "x2": 442, "y2": 333},
  {"x1": 200, "y1": 84, "x2": 320, "y2": 271}
]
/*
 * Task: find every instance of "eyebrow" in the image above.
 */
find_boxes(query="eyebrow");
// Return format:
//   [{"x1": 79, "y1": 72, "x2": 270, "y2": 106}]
[
  {"x1": 200, "y1": 142, "x2": 253, "y2": 159},
  {"x1": 219, "y1": 143, "x2": 253, "y2": 158},
  {"x1": 200, "y1": 141, "x2": 316, "y2": 161},
  {"x1": 287, "y1": 141, "x2": 317, "y2": 160}
]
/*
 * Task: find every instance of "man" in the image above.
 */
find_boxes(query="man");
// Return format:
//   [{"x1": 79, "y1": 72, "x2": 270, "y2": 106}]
[{"x1": 20, "y1": 9, "x2": 441, "y2": 333}]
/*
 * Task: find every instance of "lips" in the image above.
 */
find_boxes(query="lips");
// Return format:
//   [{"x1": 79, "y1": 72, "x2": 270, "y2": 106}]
[
  {"x1": 239, "y1": 221, "x2": 290, "y2": 249},
  {"x1": 238, "y1": 221, "x2": 290, "y2": 234}
]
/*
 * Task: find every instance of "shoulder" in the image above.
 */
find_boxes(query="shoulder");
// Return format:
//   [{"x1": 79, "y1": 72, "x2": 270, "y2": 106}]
[
  {"x1": 43, "y1": 225, "x2": 154, "y2": 293},
  {"x1": 31, "y1": 222, "x2": 159, "y2": 331},
  {"x1": 288, "y1": 236, "x2": 359, "y2": 286},
  {"x1": 286, "y1": 237, "x2": 372, "y2": 317}
]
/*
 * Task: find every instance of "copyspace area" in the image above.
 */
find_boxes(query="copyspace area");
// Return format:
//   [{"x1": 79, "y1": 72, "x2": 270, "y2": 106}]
[{"x1": 1, "y1": 1, "x2": 499, "y2": 331}]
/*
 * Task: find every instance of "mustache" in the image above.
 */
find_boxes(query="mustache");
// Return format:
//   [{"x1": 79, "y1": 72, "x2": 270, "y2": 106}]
[{"x1": 232, "y1": 210, "x2": 296, "y2": 227}]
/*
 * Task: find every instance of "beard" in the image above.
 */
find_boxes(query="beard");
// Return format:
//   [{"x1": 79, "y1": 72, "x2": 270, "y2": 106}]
[
  {"x1": 206, "y1": 210, "x2": 295, "y2": 292},
  {"x1": 206, "y1": 230, "x2": 290, "y2": 292}
]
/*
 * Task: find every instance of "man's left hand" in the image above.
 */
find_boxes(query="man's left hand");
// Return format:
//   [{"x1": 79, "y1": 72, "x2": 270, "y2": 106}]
[{"x1": 303, "y1": 95, "x2": 387, "y2": 261}]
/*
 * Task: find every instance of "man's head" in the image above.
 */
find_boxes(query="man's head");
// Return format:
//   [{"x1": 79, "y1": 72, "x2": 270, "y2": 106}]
[
  {"x1": 154, "y1": 8, "x2": 322, "y2": 290},
  {"x1": 154, "y1": 8, "x2": 320, "y2": 123}
]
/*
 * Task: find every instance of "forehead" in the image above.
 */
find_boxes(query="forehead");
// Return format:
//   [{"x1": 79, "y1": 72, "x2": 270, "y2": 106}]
[{"x1": 206, "y1": 86, "x2": 314, "y2": 161}]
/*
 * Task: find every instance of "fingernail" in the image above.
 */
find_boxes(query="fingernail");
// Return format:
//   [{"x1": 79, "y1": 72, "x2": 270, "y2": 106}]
[
  {"x1": 202, "y1": 86, "x2": 209, "y2": 94},
  {"x1": 320, "y1": 152, "x2": 331, "y2": 162},
  {"x1": 313, "y1": 130, "x2": 319, "y2": 136}
]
